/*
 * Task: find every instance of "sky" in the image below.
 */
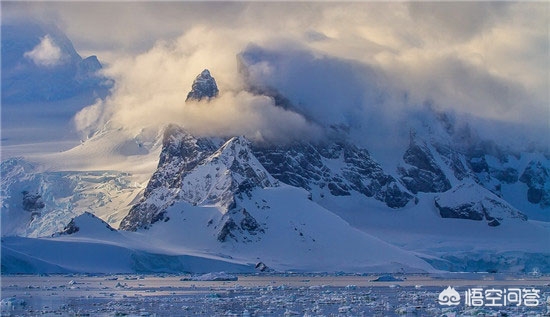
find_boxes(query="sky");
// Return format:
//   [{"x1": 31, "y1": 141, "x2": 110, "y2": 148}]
[{"x1": 3, "y1": 1, "x2": 549, "y2": 148}]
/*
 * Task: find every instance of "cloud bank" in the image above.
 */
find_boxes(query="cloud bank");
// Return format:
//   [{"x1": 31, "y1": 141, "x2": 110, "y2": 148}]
[
  {"x1": 6, "y1": 2, "x2": 548, "y2": 148},
  {"x1": 73, "y1": 31, "x2": 322, "y2": 143}
]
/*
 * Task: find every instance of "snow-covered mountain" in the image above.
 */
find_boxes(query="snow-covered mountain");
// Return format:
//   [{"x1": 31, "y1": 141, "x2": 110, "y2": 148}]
[
  {"x1": 1, "y1": 27, "x2": 549, "y2": 274},
  {"x1": 120, "y1": 125, "x2": 278, "y2": 232},
  {"x1": 118, "y1": 125, "x2": 433, "y2": 272},
  {"x1": 2, "y1": 211, "x2": 253, "y2": 274}
]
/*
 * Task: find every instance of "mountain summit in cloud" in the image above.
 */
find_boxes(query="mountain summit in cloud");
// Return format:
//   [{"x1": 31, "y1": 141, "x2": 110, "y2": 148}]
[
  {"x1": 186, "y1": 69, "x2": 219, "y2": 102},
  {"x1": 1, "y1": 20, "x2": 109, "y2": 104}
]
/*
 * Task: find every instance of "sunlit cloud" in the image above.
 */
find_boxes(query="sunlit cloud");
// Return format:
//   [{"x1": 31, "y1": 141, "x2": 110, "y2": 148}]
[
  {"x1": 5, "y1": 1, "x2": 548, "y2": 148},
  {"x1": 73, "y1": 29, "x2": 322, "y2": 143}
]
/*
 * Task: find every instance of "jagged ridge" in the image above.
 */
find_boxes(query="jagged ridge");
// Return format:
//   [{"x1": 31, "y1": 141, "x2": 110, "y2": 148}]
[
  {"x1": 253, "y1": 141, "x2": 413, "y2": 208},
  {"x1": 119, "y1": 126, "x2": 277, "y2": 231}
]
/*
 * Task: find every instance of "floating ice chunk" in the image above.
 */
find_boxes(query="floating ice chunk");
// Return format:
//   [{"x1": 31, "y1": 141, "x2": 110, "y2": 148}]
[{"x1": 1, "y1": 297, "x2": 26, "y2": 311}]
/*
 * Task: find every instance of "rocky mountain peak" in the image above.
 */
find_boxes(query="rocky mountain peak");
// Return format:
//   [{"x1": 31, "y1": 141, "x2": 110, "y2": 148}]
[
  {"x1": 144, "y1": 125, "x2": 217, "y2": 196},
  {"x1": 178, "y1": 135, "x2": 278, "y2": 210},
  {"x1": 58, "y1": 212, "x2": 117, "y2": 236},
  {"x1": 185, "y1": 69, "x2": 219, "y2": 102},
  {"x1": 75, "y1": 55, "x2": 102, "y2": 84},
  {"x1": 119, "y1": 127, "x2": 277, "y2": 231}
]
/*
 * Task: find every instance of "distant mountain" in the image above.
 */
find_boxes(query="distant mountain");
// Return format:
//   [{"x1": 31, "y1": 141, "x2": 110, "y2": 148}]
[
  {"x1": 1, "y1": 20, "x2": 110, "y2": 104},
  {"x1": 58, "y1": 211, "x2": 117, "y2": 236}
]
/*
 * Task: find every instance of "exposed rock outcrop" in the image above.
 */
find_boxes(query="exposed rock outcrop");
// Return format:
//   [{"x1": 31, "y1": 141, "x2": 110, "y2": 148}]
[{"x1": 185, "y1": 69, "x2": 219, "y2": 102}]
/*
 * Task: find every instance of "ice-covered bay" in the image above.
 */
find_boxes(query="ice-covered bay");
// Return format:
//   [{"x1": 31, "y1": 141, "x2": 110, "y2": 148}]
[{"x1": 1, "y1": 274, "x2": 549, "y2": 316}]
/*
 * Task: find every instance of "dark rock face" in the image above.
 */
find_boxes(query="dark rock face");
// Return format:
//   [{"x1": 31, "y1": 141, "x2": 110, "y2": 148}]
[
  {"x1": 255, "y1": 262, "x2": 269, "y2": 272},
  {"x1": 120, "y1": 125, "x2": 217, "y2": 231},
  {"x1": 469, "y1": 156, "x2": 489, "y2": 173},
  {"x1": 239, "y1": 208, "x2": 261, "y2": 232},
  {"x1": 435, "y1": 200, "x2": 484, "y2": 221},
  {"x1": 468, "y1": 154, "x2": 549, "y2": 210},
  {"x1": 185, "y1": 69, "x2": 219, "y2": 102},
  {"x1": 60, "y1": 218, "x2": 79, "y2": 235},
  {"x1": 253, "y1": 142, "x2": 325, "y2": 190},
  {"x1": 217, "y1": 217, "x2": 238, "y2": 242},
  {"x1": 433, "y1": 143, "x2": 471, "y2": 181},
  {"x1": 468, "y1": 155, "x2": 516, "y2": 197},
  {"x1": 254, "y1": 142, "x2": 413, "y2": 208},
  {"x1": 145, "y1": 125, "x2": 217, "y2": 196},
  {"x1": 338, "y1": 143, "x2": 413, "y2": 208},
  {"x1": 520, "y1": 160, "x2": 550, "y2": 207},
  {"x1": 120, "y1": 203, "x2": 159, "y2": 231},
  {"x1": 22, "y1": 191, "x2": 45, "y2": 212},
  {"x1": 398, "y1": 141, "x2": 451, "y2": 194},
  {"x1": 217, "y1": 208, "x2": 264, "y2": 242},
  {"x1": 492, "y1": 167, "x2": 519, "y2": 184}
]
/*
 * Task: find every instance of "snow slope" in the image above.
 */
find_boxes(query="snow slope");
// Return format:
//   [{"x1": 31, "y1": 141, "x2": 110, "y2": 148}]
[
  {"x1": 138, "y1": 186, "x2": 434, "y2": 273},
  {"x1": 1, "y1": 212, "x2": 254, "y2": 274},
  {"x1": 318, "y1": 192, "x2": 550, "y2": 273}
]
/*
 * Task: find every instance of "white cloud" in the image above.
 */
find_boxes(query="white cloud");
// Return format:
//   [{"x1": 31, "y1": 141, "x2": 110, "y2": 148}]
[
  {"x1": 73, "y1": 98, "x2": 109, "y2": 138},
  {"x1": 24, "y1": 35, "x2": 64, "y2": 67},
  {"x1": 7, "y1": 2, "x2": 547, "y2": 147},
  {"x1": 73, "y1": 31, "x2": 322, "y2": 143}
]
